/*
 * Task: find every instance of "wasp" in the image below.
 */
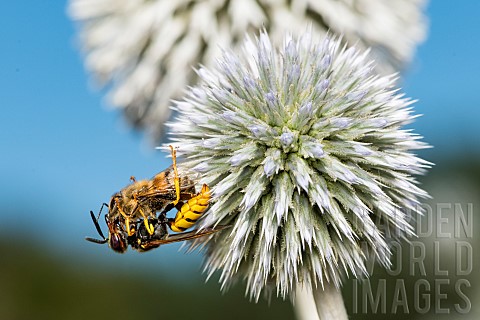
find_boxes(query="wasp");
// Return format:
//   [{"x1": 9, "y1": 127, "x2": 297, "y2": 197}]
[
  {"x1": 86, "y1": 146, "x2": 225, "y2": 253},
  {"x1": 86, "y1": 208, "x2": 226, "y2": 253}
]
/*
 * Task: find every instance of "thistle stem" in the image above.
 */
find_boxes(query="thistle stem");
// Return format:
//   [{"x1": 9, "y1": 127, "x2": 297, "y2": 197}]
[
  {"x1": 312, "y1": 283, "x2": 348, "y2": 320},
  {"x1": 294, "y1": 284, "x2": 320, "y2": 320}
]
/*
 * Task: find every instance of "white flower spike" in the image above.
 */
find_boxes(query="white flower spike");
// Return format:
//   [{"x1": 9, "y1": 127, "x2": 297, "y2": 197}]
[
  {"x1": 69, "y1": 0, "x2": 427, "y2": 141},
  {"x1": 168, "y1": 30, "x2": 431, "y2": 303}
]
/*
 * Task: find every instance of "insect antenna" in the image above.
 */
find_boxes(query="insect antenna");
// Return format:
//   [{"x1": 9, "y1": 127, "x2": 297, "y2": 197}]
[{"x1": 85, "y1": 210, "x2": 108, "y2": 244}]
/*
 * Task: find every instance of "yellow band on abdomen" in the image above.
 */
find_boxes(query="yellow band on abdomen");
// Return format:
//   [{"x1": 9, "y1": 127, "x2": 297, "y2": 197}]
[{"x1": 170, "y1": 184, "x2": 210, "y2": 232}]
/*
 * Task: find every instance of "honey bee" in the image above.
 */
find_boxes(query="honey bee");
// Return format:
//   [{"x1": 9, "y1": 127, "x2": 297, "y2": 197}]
[{"x1": 85, "y1": 146, "x2": 226, "y2": 253}]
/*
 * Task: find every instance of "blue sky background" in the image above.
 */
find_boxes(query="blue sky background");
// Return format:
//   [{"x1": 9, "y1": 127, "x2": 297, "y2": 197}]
[{"x1": 0, "y1": 1, "x2": 479, "y2": 275}]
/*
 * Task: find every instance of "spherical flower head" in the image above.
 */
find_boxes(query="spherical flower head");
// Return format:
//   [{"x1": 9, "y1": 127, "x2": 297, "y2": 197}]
[
  {"x1": 167, "y1": 30, "x2": 430, "y2": 301},
  {"x1": 69, "y1": 0, "x2": 427, "y2": 142}
]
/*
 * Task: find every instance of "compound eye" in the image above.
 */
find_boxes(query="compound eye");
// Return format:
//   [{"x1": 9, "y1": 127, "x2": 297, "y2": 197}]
[{"x1": 109, "y1": 234, "x2": 127, "y2": 253}]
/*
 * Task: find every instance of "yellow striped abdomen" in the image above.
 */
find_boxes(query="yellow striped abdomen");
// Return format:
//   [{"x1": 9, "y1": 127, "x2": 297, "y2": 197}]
[{"x1": 170, "y1": 184, "x2": 210, "y2": 232}]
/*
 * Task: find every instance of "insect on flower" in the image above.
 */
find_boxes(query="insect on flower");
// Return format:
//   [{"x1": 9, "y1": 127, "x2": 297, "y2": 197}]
[{"x1": 85, "y1": 146, "x2": 227, "y2": 253}]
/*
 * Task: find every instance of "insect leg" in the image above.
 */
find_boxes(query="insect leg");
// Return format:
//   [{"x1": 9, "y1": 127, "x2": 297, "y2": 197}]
[
  {"x1": 161, "y1": 191, "x2": 198, "y2": 216},
  {"x1": 137, "y1": 207, "x2": 155, "y2": 235},
  {"x1": 115, "y1": 198, "x2": 135, "y2": 236},
  {"x1": 169, "y1": 145, "x2": 181, "y2": 206}
]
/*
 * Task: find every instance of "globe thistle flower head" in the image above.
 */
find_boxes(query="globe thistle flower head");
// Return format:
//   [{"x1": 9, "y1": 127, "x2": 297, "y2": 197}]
[
  {"x1": 69, "y1": 0, "x2": 427, "y2": 142},
  {"x1": 167, "y1": 30, "x2": 430, "y2": 301}
]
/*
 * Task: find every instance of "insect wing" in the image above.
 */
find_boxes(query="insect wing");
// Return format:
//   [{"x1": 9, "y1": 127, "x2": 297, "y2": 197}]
[
  {"x1": 136, "y1": 167, "x2": 196, "y2": 201},
  {"x1": 139, "y1": 226, "x2": 229, "y2": 250}
]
